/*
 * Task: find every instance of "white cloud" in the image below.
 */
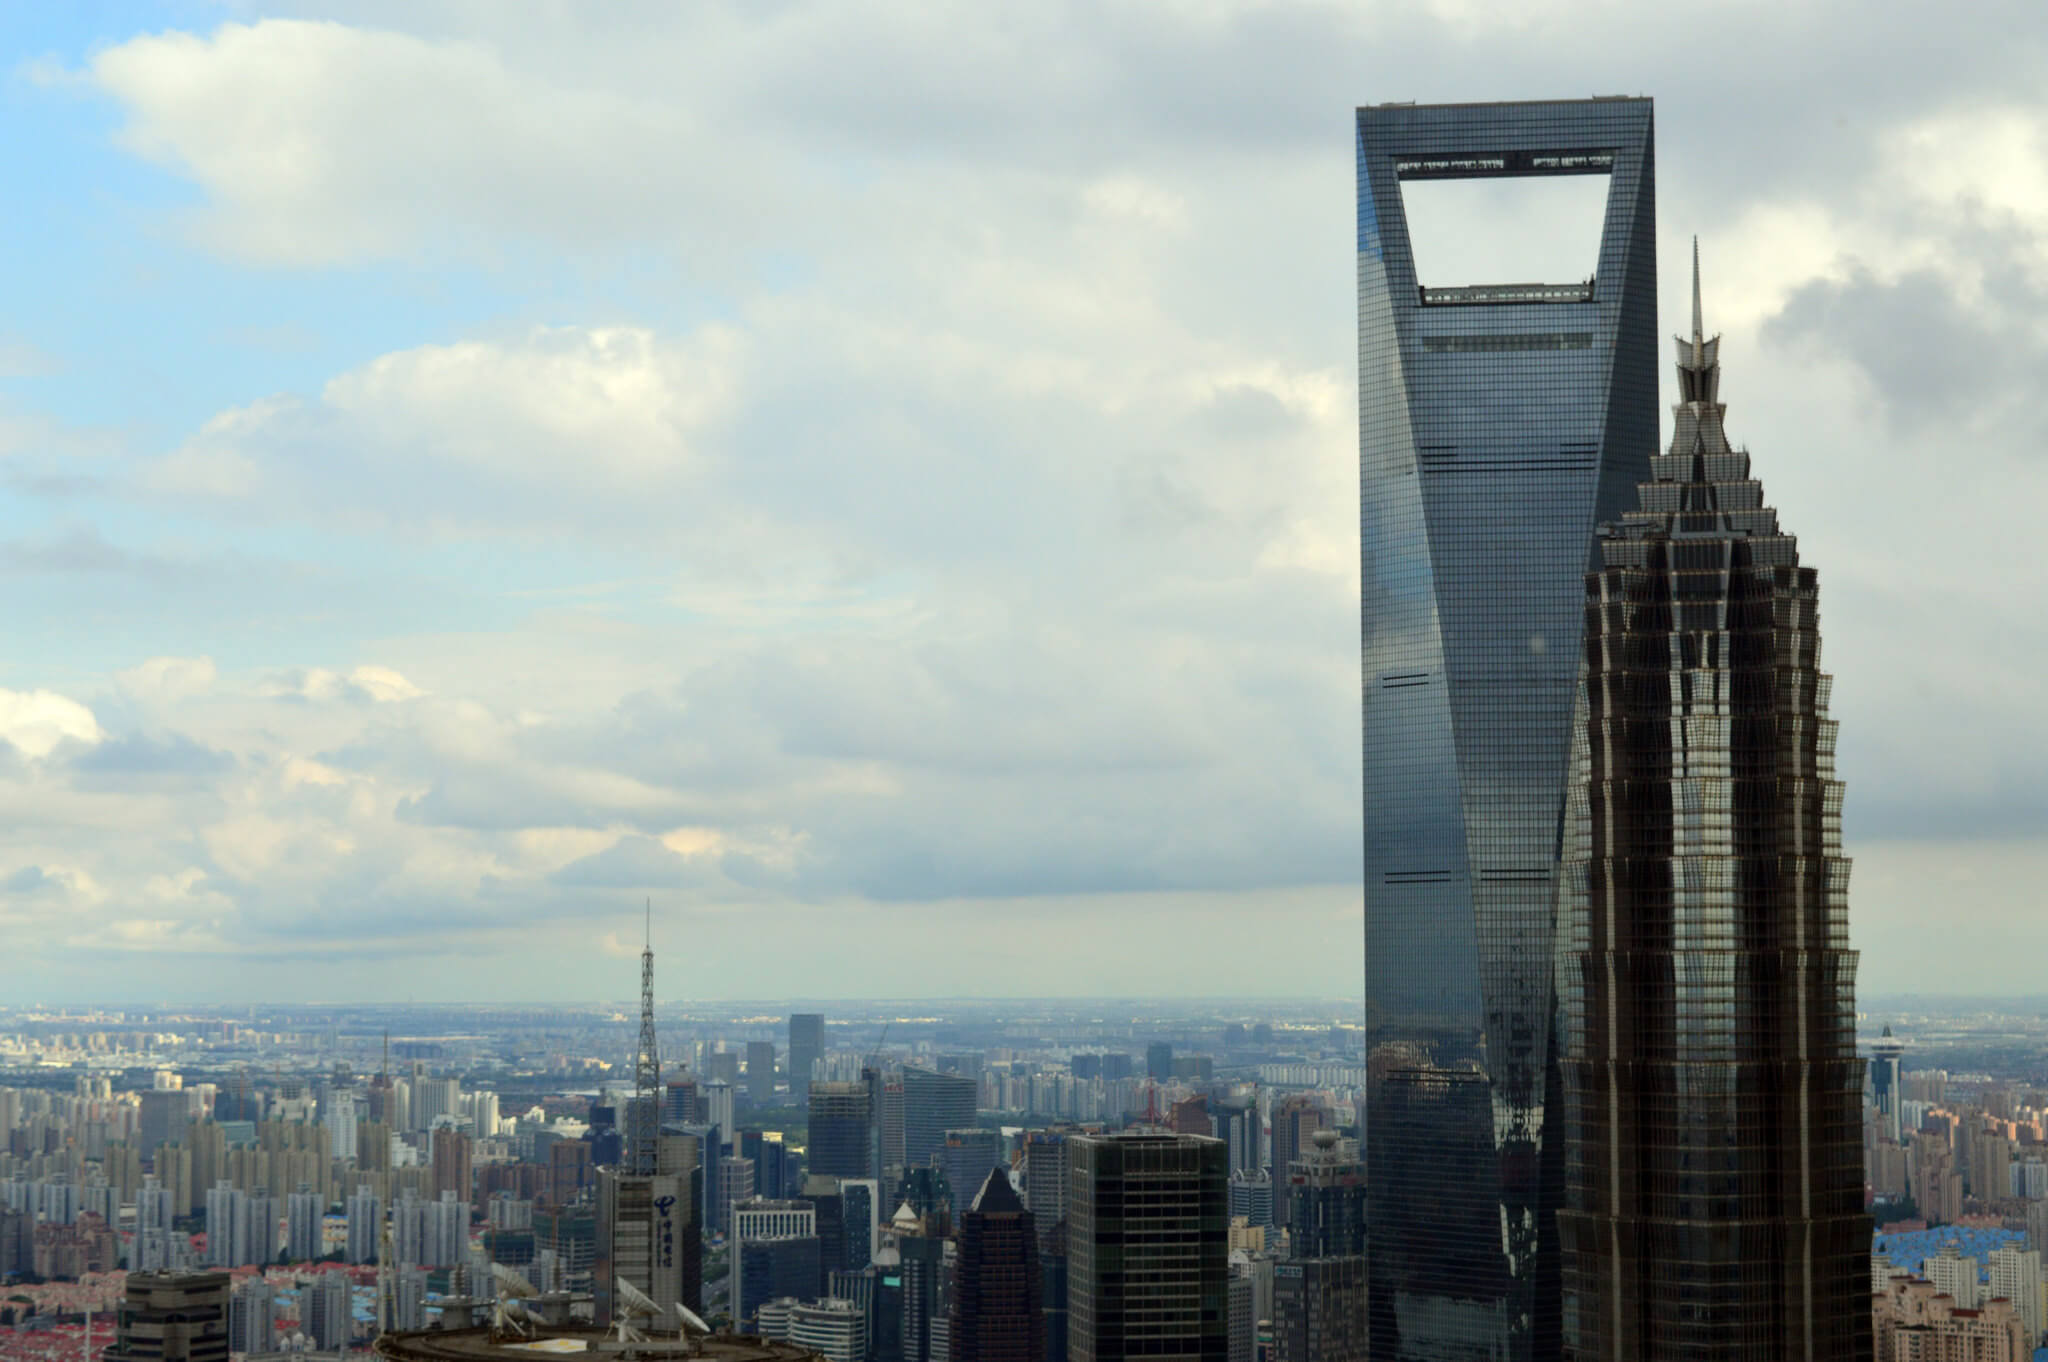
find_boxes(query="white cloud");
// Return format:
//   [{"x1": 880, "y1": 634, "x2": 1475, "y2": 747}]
[
  {"x1": 9, "y1": 0, "x2": 2043, "y2": 999},
  {"x1": 0, "y1": 688, "x2": 103, "y2": 759},
  {"x1": 116, "y1": 656, "x2": 218, "y2": 704}
]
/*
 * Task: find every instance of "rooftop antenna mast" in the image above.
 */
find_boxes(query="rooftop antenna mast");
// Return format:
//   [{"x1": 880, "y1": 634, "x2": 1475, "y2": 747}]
[{"x1": 633, "y1": 899, "x2": 660, "y2": 1176}]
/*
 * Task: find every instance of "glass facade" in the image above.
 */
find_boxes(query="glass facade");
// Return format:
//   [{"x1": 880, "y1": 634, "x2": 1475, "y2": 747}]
[
  {"x1": 1357, "y1": 98, "x2": 1658, "y2": 1362},
  {"x1": 1556, "y1": 260, "x2": 1868, "y2": 1361}
]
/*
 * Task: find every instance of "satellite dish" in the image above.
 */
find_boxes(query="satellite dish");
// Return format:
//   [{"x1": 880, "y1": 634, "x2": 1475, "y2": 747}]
[
  {"x1": 614, "y1": 1278, "x2": 660, "y2": 1319},
  {"x1": 491, "y1": 1264, "x2": 540, "y2": 1300},
  {"x1": 674, "y1": 1303, "x2": 710, "y2": 1337}
]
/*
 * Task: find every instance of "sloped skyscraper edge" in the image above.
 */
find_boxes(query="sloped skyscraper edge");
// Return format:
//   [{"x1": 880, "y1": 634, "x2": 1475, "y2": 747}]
[{"x1": 1357, "y1": 97, "x2": 1657, "y2": 1362}]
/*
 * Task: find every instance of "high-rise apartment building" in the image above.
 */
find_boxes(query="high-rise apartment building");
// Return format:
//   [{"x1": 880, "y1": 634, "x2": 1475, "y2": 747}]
[
  {"x1": 1068, "y1": 1133, "x2": 1227, "y2": 1362},
  {"x1": 286, "y1": 1182, "x2": 322, "y2": 1262},
  {"x1": 951, "y1": 1167, "x2": 1043, "y2": 1362},
  {"x1": 1986, "y1": 1245, "x2": 2042, "y2": 1342},
  {"x1": 304, "y1": 1268, "x2": 350, "y2": 1351},
  {"x1": 432, "y1": 1127, "x2": 473, "y2": 1209},
  {"x1": 789, "y1": 1015, "x2": 826, "y2": 1090},
  {"x1": 227, "y1": 1277, "x2": 274, "y2": 1355},
  {"x1": 1556, "y1": 259, "x2": 1868, "y2": 1362},
  {"x1": 345, "y1": 1183, "x2": 380, "y2": 1264},
  {"x1": 1356, "y1": 96, "x2": 1657, "y2": 1362},
  {"x1": 1874, "y1": 1277, "x2": 2028, "y2": 1362}
]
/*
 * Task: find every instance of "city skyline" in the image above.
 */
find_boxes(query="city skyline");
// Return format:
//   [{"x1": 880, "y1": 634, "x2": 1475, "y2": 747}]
[{"x1": 2, "y1": 3, "x2": 2046, "y2": 1003}]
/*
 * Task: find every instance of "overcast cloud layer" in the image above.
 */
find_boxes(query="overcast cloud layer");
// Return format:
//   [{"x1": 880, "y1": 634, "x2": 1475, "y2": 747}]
[{"x1": 1, "y1": 0, "x2": 2043, "y2": 1001}]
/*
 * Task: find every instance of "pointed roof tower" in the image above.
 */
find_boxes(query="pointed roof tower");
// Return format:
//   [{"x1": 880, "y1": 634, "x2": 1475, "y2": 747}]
[
  {"x1": 968, "y1": 1166, "x2": 1023, "y2": 1217},
  {"x1": 1672, "y1": 237, "x2": 1731, "y2": 458}
]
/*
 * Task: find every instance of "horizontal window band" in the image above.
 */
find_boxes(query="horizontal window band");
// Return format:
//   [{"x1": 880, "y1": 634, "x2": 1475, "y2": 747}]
[{"x1": 1423, "y1": 332, "x2": 1595, "y2": 353}]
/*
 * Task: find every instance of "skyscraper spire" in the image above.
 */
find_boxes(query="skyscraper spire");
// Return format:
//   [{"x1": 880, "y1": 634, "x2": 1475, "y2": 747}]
[
  {"x1": 1691, "y1": 234, "x2": 1703, "y2": 365},
  {"x1": 632, "y1": 900, "x2": 660, "y2": 1176}
]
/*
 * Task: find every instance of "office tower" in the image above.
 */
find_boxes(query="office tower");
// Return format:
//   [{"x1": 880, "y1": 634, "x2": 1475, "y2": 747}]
[
  {"x1": 432, "y1": 1127, "x2": 473, "y2": 1208},
  {"x1": 951, "y1": 1167, "x2": 1044, "y2": 1362},
  {"x1": 889, "y1": 1203, "x2": 951, "y2": 1362},
  {"x1": 1022, "y1": 1130, "x2": 1068, "y2": 1248},
  {"x1": 708, "y1": 1051, "x2": 744, "y2": 1086},
  {"x1": 594, "y1": 1163, "x2": 696, "y2": 1326},
  {"x1": 105, "y1": 1271, "x2": 231, "y2": 1362},
  {"x1": 940, "y1": 1130, "x2": 1005, "y2": 1222},
  {"x1": 719, "y1": 1157, "x2": 758, "y2": 1238},
  {"x1": 1557, "y1": 257, "x2": 1868, "y2": 1362},
  {"x1": 1227, "y1": 1273, "x2": 1255, "y2": 1362},
  {"x1": 1042, "y1": 1229, "x2": 1069, "y2": 1362},
  {"x1": 1146, "y1": 1043, "x2": 1175, "y2": 1083},
  {"x1": 1172, "y1": 1096, "x2": 1212, "y2": 1137},
  {"x1": 703, "y1": 1081, "x2": 737, "y2": 1148},
  {"x1": 1068, "y1": 1132, "x2": 1228, "y2": 1362},
  {"x1": 304, "y1": 1268, "x2": 351, "y2": 1350},
  {"x1": 1356, "y1": 96, "x2": 1657, "y2": 1362},
  {"x1": 810, "y1": 1082, "x2": 875, "y2": 1179},
  {"x1": 138, "y1": 1090, "x2": 186, "y2": 1161},
  {"x1": 790, "y1": 1014, "x2": 826, "y2": 1090},
  {"x1": 1228, "y1": 1171, "x2": 1272, "y2": 1230},
  {"x1": 287, "y1": 1182, "x2": 322, "y2": 1262},
  {"x1": 1872, "y1": 1026, "x2": 1905, "y2": 1144},
  {"x1": 594, "y1": 924, "x2": 700, "y2": 1330},
  {"x1": 666, "y1": 1077, "x2": 703, "y2": 1125},
  {"x1": 1216, "y1": 1096, "x2": 1262, "y2": 1177},
  {"x1": 733, "y1": 1199, "x2": 819, "y2": 1331},
  {"x1": 1274, "y1": 1132, "x2": 1366, "y2": 1362},
  {"x1": 747, "y1": 1041, "x2": 778, "y2": 1106},
  {"x1": 788, "y1": 1298, "x2": 868, "y2": 1362},
  {"x1": 1267, "y1": 1096, "x2": 1323, "y2": 1230},
  {"x1": 838, "y1": 1178, "x2": 879, "y2": 1272},
  {"x1": 798, "y1": 1175, "x2": 851, "y2": 1295},
  {"x1": 346, "y1": 1183, "x2": 381, "y2": 1264},
  {"x1": 902, "y1": 1068, "x2": 977, "y2": 1175},
  {"x1": 882, "y1": 1073, "x2": 907, "y2": 1173},
  {"x1": 548, "y1": 1140, "x2": 591, "y2": 1207},
  {"x1": 742, "y1": 1130, "x2": 788, "y2": 1201},
  {"x1": 227, "y1": 1276, "x2": 274, "y2": 1355}
]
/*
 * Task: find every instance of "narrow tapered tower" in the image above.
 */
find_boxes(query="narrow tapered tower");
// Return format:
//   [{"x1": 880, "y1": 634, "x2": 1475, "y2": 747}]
[
  {"x1": 633, "y1": 900, "x2": 660, "y2": 1176},
  {"x1": 1557, "y1": 245, "x2": 1868, "y2": 1361}
]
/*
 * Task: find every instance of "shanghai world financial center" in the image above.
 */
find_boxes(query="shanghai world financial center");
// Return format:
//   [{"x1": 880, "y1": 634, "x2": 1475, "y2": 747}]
[{"x1": 1357, "y1": 99, "x2": 1658, "y2": 1362}]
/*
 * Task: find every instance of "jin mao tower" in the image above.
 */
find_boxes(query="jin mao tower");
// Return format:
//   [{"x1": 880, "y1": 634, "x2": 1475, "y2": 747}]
[{"x1": 1556, "y1": 249, "x2": 1867, "y2": 1361}]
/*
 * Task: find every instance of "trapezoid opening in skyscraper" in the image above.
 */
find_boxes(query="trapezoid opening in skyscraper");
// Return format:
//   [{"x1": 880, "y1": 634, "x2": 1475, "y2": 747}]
[{"x1": 1357, "y1": 96, "x2": 1657, "y2": 1362}]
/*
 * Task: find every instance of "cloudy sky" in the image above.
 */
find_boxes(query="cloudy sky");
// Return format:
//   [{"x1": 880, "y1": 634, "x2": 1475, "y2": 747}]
[{"x1": 1, "y1": 1, "x2": 2042, "y2": 1004}]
